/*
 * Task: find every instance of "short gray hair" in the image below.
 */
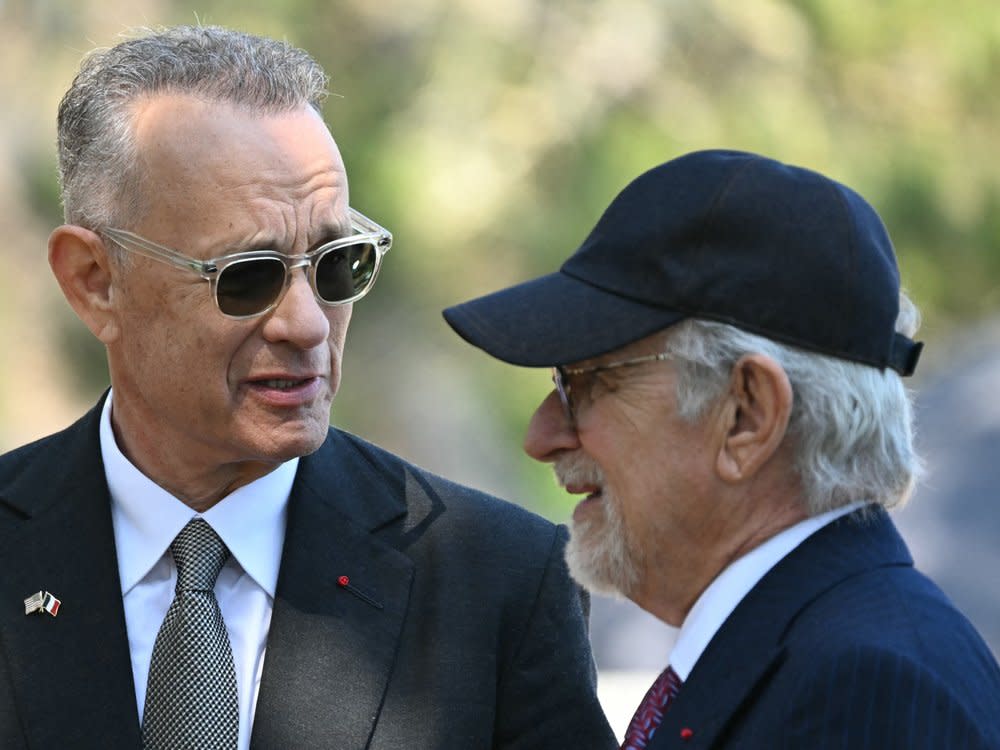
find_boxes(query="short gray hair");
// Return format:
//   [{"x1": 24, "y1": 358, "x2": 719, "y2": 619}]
[
  {"x1": 56, "y1": 25, "x2": 329, "y2": 232},
  {"x1": 664, "y1": 292, "x2": 923, "y2": 515}
]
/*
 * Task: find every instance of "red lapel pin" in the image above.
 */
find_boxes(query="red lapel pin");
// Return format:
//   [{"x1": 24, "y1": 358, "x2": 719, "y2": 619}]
[{"x1": 336, "y1": 575, "x2": 383, "y2": 610}]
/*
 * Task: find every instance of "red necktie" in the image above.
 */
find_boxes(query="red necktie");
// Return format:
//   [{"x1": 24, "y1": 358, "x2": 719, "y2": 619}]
[{"x1": 620, "y1": 665, "x2": 682, "y2": 749}]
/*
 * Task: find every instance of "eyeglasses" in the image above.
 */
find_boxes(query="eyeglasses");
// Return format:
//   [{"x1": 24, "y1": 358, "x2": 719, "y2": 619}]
[
  {"x1": 552, "y1": 352, "x2": 672, "y2": 426},
  {"x1": 102, "y1": 207, "x2": 392, "y2": 319}
]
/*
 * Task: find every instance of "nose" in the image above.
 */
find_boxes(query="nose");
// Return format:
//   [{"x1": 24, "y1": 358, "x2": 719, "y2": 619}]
[
  {"x1": 524, "y1": 389, "x2": 580, "y2": 462},
  {"x1": 261, "y1": 268, "x2": 331, "y2": 347}
]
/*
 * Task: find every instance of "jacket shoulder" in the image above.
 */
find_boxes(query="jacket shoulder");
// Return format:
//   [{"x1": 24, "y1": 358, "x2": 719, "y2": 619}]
[
  {"x1": 774, "y1": 561, "x2": 1000, "y2": 747},
  {"x1": 327, "y1": 427, "x2": 562, "y2": 544},
  {"x1": 0, "y1": 411, "x2": 97, "y2": 501}
]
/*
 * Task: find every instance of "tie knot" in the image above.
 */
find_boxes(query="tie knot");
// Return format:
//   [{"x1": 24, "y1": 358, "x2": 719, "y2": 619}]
[
  {"x1": 170, "y1": 519, "x2": 230, "y2": 592},
  {"x1": 653, "y1": 665, "x2": 682, "y2": 701}
]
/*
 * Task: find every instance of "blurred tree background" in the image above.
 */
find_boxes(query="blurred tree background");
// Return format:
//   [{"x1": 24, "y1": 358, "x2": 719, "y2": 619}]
[{"x1": 1, "y1": 0, "x2": 998, "y2": 525}]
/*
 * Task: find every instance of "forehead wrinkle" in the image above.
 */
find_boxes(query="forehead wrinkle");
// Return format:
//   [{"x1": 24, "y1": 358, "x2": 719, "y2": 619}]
[
  {"x1": 247, "y1": 164, "x2": 348, "y2": 250},
  {"x1": 246, "y1": 160, "x2": 344, "y2": 194},
  {"x1": 306, "y1": 196, "x2": 350, "y2": 247},
  {"x1": 198, "y1": 197, "x2": 292, "y2": 254},
  {"x1": 220, "y1": 181, "x2": 344, "y2": 255}
]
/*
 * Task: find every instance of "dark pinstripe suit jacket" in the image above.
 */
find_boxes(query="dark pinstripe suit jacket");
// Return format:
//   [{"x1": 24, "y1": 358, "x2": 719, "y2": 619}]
[
  {"x1": 0, "y1": 399, "x2": 617, "y2": 749},
  {"x1": 649, "y1": 508, "x2": 1000, "y2": 749}
]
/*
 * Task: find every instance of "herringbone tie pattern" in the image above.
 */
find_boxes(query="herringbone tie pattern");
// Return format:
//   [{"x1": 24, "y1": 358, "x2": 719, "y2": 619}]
[
  {"x1": 142, "y1": 519, "x2": 239, "y2": 750},
  {"x1": 620, "y1": 665, "x2": 682, "y2": 749}
]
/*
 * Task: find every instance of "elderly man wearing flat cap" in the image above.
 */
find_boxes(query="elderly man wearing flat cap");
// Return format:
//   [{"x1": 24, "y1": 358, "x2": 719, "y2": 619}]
[{"x1": 445, "y1": 150, "x2": 1000, "y2": 749}]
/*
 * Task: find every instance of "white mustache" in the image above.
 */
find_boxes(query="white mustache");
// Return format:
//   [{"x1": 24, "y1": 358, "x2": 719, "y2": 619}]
[{"x1": 553, "y1": 453, "x2": 605, "y2": 489}]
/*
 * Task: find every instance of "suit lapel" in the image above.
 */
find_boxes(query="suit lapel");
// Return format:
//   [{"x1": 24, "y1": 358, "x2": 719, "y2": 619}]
[
  {"x1": 250, "y1": 431, "x2": 415, "y2": 750},
  {"x1": 648, "y1": 508, "x2": 912, "y2": 749},
  {"x1": 0, "y1": 402, "x2": 141, "y2": 748}
]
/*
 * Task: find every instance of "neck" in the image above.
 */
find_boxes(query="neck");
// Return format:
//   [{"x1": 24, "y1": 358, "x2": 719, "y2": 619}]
[
  {"x1": 634, "y1": 482, "x2": 808, "y2": 627},
  {"x1": 109, "y1": 405, "x2": 279, "y2": 511}
]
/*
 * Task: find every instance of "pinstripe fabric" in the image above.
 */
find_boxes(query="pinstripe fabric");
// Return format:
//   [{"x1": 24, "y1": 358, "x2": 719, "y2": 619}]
[{"x1": 645, "y1": 508, "x2": 1000, "y2": 749}]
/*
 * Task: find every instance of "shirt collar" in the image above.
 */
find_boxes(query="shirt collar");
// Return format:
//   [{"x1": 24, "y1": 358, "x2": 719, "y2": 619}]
[
  {"x1": 668, "y1": 502, "x2": 863, "y2": 681},
  {"x1": 100, "y1": 390, "x2": 296, "y2": 598}
]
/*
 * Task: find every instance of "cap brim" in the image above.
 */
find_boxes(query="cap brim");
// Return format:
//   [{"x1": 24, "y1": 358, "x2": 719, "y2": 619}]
[{"x1": 443, "y1": 270, "x2": 685, "y2": 367}]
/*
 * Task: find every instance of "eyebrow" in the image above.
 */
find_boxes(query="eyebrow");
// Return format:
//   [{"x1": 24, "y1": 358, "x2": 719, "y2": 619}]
[
  {"x1": 310, "y1": 223, "x2": 352, "y2": 248},
  {"x1": 301, "y1": 212, "x2": 354, "y2": 250},
  {"x1": 216, "y1": 221, "x2": 352, "y2": 257}
]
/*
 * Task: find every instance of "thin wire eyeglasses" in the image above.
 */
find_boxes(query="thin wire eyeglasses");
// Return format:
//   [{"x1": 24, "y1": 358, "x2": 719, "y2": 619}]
[
  {"x1": 102, "y1": 207, "x2": 392, "y2": 319},
  {"x1": 552, "y1": 352, "x2": 672, "y2": 426}
]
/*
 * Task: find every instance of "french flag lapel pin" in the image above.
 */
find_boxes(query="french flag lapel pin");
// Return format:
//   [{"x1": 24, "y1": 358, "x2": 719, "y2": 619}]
[{"x1": 24, "y1": 591, "x2": 62, "y2": 617}]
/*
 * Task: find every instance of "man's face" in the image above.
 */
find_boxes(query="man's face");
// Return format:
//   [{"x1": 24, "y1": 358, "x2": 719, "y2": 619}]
[
  {"x1": 524, "y1": 333, "x2": 722, "y2": 609},
  {"x1": 105, "y1": 95, "x2": 353, "y2": 478}
]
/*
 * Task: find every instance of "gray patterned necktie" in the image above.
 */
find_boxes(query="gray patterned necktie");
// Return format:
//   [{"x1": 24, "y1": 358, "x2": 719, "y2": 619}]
[{"x1": 142, "y1": 518, "x2": 239, "y2": 749}]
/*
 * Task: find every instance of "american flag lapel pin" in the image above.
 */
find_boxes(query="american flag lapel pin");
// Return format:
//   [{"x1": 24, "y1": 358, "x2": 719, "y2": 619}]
[{"x1": 24, "y1": 591, "x2": 61, "y2": 617}]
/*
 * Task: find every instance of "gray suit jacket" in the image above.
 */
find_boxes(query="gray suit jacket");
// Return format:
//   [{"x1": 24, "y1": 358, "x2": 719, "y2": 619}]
[{"x1": 0, "y1": 399, "x2": 616, "y2": 748}]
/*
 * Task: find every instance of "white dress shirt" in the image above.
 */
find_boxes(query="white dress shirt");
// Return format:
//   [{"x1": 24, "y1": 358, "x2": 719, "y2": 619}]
[
  {"x1": 669, "y1": 502, "x2": 863, "y2": 681},
  {"x1": 99, "y1": 392, "x2": 295, "y2": 750}
]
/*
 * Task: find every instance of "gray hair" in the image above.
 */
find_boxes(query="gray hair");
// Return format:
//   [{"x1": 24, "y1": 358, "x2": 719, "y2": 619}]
[
  {"x1": 56, "y1": 25, "x2": 329, "y2": 233},
  {"x1": 663, "y1": 292, "x2": 923, "y2": 515}
]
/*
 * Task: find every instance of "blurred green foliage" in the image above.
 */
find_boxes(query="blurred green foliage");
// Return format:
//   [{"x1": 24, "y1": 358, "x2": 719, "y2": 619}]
[{"x1": 3, "y1": 0, "x2": 998, "y2": 518}]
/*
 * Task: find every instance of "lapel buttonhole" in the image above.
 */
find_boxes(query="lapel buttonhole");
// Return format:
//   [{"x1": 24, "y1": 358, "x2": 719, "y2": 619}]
[{"x1": 336, "y1": 575, "x2": 384, "y2": 610}]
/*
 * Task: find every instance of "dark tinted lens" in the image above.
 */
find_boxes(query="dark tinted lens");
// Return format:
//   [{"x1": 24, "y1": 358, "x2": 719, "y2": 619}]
[
  {"x1": 315, "y1": 242, "x2": 377, "y2": 302},
  {"x1": 216, "y1": 258, "x2": 286, "y2": 316}
]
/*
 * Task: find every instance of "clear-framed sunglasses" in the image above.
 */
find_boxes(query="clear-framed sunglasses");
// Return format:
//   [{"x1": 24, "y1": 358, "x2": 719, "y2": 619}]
[{"x1": 102, "y1": 208, "x2": 392, "y2": 319}]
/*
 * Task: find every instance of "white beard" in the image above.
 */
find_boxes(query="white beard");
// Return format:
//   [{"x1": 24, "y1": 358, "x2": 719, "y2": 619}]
[{"x1": 555, "y1": 454, "x2": 642, "y2": 599}]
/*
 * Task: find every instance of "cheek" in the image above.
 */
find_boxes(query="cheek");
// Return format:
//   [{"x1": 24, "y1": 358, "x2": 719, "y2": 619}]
[
  {"x1": 596, "y1": 435, "x2": 681, "y2": 522},
  {"x1": 327, "y1": 306, "x2": 353, "y2": 349},
  {"x1": 589, "y1": 431, "x2": 644, "y2": 488},
  {"x1": 133, "y1": 308, "x2": 241, "y2": 389}
]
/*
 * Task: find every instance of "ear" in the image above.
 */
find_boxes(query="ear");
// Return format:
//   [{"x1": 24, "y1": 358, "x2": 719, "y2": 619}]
[
  {"x1": 715, "y1": 354, "x2": 793, "y2": 483},
  {"x1": 48, "y1": 225, "x2": 121, "y2": 344}
]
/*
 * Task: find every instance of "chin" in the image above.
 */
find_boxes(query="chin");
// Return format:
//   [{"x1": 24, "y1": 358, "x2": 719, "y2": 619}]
[
  {"x1": 251, "y1": 419, "x2": 329, "y2": 462},
  {"x1": 564, "y1": 494, "x2": 641, "y2": 599}
]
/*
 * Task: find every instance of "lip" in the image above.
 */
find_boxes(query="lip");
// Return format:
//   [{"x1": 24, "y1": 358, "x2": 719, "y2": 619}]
[
  {"x1": 563, "y1": 483, "x2": 603, "y2": 522},
  {"x1": 571, "y1": 491, "x2": 604, "y2": 523},
  {"x1": 243, "y1": 374, "x2": 325, "y2": 407}
]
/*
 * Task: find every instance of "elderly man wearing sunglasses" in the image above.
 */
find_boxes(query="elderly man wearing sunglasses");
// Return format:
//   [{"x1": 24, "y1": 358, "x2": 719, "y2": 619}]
[{"x1": 0, "y1": 26, "x2": 615, "y2": 750}]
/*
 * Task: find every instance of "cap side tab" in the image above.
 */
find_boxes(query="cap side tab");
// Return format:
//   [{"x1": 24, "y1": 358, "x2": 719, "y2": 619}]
[{"x1": 889, "y1": 334, "x2": 923, "y2": 376}]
